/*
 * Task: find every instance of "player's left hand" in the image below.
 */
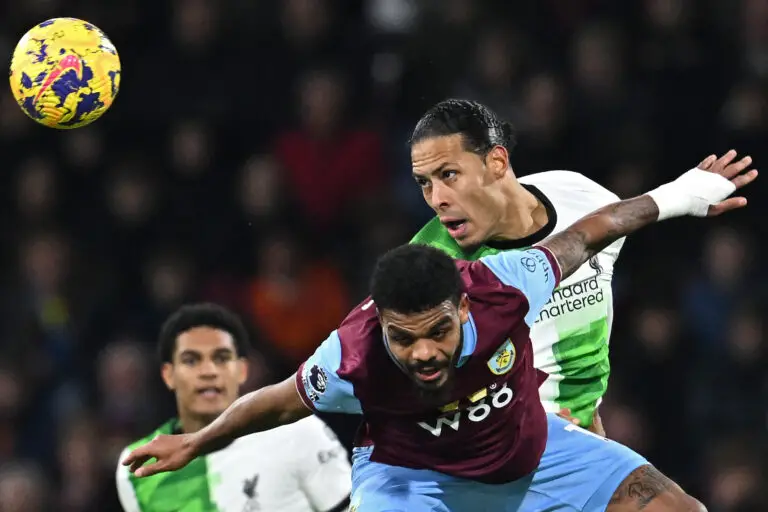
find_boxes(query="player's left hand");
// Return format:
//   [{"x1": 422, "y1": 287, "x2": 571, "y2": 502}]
[{"x1": 696, "y1": 150, "x2": 758, "y2": 216}]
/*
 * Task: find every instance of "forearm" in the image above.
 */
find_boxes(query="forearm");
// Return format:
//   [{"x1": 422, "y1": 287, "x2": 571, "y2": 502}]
[
  {"x1": 191, "y1": 375, "x2": 310, "y2": 455},
  {"x1": 538, "y1": 195, "x2": 659, "y2": 279}
]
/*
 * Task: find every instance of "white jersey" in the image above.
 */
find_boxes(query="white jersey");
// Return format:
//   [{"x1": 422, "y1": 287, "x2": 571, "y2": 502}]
[
  {"x1": 519, "y1": 171, "x2": 624, "y2": 419},
  {"x1": 116, "y1": 415, "x2": 351, "y2": 512}
]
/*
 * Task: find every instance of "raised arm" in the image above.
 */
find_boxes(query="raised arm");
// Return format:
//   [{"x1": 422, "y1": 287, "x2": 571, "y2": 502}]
[{"x1": 538, "y1": 151, "x2": 757, "y2": 280}]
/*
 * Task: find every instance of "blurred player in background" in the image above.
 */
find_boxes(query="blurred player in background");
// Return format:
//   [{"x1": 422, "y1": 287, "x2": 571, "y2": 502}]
[
  {"x1": 409, "y1": 99, "x2": 628, "y2": 433},
  {"x1": 115, "y1": 303, "x2": 351, "y2": 512},
  {"x1": 122, "y1": 151, "x2": 755, "y2": 510}
]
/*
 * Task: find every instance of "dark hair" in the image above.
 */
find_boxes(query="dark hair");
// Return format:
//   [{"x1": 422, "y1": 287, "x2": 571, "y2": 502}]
[
  {"x1": 157, "y1": 303, "x2": 249, "y2": 363},
  {"x1": 409, "y1": 99, "x2": 517, "y2": 156},
  {"x1": 370, "y1": 244, "x2": 463, "y2": 314}
]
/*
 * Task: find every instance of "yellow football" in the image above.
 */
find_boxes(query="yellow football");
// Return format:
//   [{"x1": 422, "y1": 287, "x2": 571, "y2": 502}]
[{"x1": 9, "y1": 18, "x2": 121, "y2": 129}]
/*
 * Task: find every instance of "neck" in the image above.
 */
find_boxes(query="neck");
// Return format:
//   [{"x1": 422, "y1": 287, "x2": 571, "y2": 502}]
[
  {"x1": 177, "y1": 412, "x2": 214, "y2": 434},
  {"x1": 489, "y1": 176, "x2": 549, "y2": 242}
]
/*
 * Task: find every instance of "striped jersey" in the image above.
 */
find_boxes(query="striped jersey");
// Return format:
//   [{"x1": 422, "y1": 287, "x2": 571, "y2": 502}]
[
  {"x1": 410, "y1": 171, "x2": 624, "y2": 426},
  {"x1": 116, "y1": 415, "x2": 351, "y2": 512}
]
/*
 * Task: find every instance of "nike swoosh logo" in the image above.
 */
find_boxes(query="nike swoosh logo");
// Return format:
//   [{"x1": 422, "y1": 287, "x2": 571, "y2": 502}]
[{"x1": 34, "y1": 54, "x2": 82, "y2": 104}]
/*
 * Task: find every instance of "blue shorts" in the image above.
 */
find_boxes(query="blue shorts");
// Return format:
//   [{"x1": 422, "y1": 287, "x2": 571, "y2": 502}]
[{"x1": 350, "y1": 414, "x2": 646, "y2": 511}]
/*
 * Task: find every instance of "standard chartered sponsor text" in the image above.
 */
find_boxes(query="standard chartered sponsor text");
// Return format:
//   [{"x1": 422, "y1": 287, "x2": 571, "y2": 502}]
[{"x1": 536, "y1": 276, "x2": 605, "y2": 323}]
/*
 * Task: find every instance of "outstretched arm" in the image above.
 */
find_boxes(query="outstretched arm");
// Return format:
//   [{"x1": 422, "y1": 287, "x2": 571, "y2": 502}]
[
  {"x1": 123, "y1": 375, "x2": 310, "y2": 477},
  {"x1": 193, "y1": 375, "x2": 310, "y2": 451},
  {"x1": 538, "y1": 151, "x2": 757, "y2": 280},
  {"x1": 124, "y1": 330, "x2": 362, "y2": 478},
  {"x1": 538, "y1": 195, "x2": 657, "y2": 280}
]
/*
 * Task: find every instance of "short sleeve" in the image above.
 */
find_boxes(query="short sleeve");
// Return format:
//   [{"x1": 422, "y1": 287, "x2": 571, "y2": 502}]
[
  {"x1": 295, "y1": 417, "x2": 352, "y2": 511},
  {"x1": 479, "y1": 247, "x2": 561, "y2": 326},
  {"x1": 295, "y1": 330, "x2": 362, "y2": 415}
]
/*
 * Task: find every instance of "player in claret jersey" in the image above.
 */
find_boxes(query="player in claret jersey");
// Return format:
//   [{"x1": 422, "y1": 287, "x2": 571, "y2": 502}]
[{"x1": 123, "y1": 152, "x2": 756, "y2": 510}]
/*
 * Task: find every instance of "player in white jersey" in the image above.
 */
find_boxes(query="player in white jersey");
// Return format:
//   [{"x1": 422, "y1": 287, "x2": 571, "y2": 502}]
[
  {"x1": 517, "y1": 170, "x2": 623, "y2": 420},
  {"x1": 408, "y1": 99, "x2": 748, "y2": 434},
  {"x1": 115, "y1": 303, "x2": 351, "y2": 512}
]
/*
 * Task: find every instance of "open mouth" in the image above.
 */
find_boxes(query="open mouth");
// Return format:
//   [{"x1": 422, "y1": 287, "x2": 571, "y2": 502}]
[
  {"x1": 441, "y1": 219, "x2": 468, "y2": 237},
  {"x1": 196, "y1": 387, "x2": 223, "y2": 399},
  {"x1": 414, "y1": 367, "x2": 443, "y2": 382}
]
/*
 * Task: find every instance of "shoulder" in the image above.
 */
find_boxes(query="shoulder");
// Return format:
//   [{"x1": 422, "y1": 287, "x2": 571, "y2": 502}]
[
  {"x1": 520, "y1": 170, "x2": 620, "y2": 208},
  {"x1": 116, "y1": 421, "x2": 175, "y2": 474},
  {"x1": 458, "y1": 258, "x2": 530, "y2": 309},
  {"x1": 304, "y1": 298, "x2": 379, "y2": 374},
  {"x1": 296, "y1": 302, "x2": 378, "y2": 414},
  {"x1": 334, "y1": 298, "x2": 381, "y2": 367},
  {"x1": 121, "y1": 420, "x2": 174, "y2": 454}
]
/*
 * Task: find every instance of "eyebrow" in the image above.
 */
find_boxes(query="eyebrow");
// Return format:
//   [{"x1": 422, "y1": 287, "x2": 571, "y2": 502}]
[
  {"x1": 178, "y1": 348, "x2": 235, "y2": 358},
  {"x1": 429, "y1": 318, "x2": 453, "y2": 332},
  {"x1": 388, "y1": 317, "x2": 453, "y2": 336},
  {"x1": 412, "y1": 162, "x2": 450, "y2": 179}
]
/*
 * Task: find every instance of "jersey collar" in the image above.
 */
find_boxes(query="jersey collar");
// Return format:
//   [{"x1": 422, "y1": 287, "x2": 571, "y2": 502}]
[
  {"x1": 483, "y1": 184, "x2": 558, "y2": 251},
  {"x1": 456, "y1": 312, "x2": 478, "y2": 367}
]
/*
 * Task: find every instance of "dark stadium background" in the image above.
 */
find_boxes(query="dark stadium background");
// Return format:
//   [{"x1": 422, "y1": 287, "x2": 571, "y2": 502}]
[{"x1": 1, "y1": 0, "x2": 766, "y2": 510}]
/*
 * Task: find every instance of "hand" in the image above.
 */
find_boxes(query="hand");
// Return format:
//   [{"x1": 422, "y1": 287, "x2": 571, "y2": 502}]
[
  {"x1": 557, "y1": 408, "x2": 581, "y2": 426},
  {"x1": 558, "y1": 407, "x2": 608, "y2": 436},
  {"x1": 696, "y1": 150, "x2": 758, "y2": 216},
  {"x1": 122, "y1": 433, "x2": 198, "y2": 477},
  {"x1": 589, "y1": 408, "x2": 606, "y2": 437}
]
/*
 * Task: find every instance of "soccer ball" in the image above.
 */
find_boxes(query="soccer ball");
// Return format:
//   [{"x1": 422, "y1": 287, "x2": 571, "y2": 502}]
[{"x1": 9, "y1": 18, "x2": 121, "y2": 129}]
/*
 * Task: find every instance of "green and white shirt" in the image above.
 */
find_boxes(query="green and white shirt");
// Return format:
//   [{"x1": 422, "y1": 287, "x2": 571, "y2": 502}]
[
  {"x1": 410, "y1": 170, "x2": 624, "y2": 427},
  {"x1": 116, "y1": 416, "x2": 351, "y2": 512}
]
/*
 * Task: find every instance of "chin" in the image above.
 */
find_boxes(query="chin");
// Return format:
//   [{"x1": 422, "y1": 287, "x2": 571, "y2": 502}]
[
  {"x1": 413, "y1": 376, "x2": 454, "y2": 404},
  {"x1": 455, "y1": 232, "x2": 482, "y2": 249},
  {"x1": 192, "y1": 403, "x2": 228, "y2": 418}
]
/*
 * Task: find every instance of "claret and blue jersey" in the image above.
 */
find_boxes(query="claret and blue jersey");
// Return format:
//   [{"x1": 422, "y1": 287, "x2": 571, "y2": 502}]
[{"x1": 295, "y1": 246, "x2": 562, "y2": 484}]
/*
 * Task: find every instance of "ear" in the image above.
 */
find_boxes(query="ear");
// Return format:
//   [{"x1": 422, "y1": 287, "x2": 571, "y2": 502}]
[
  {"x1": 485, "y1": 146, "x2": 509, "y2": 180},
  {"x1": 458, "y1": 293, "x2": 470, "y2": 324},
  {"x1": 237, "y1": 358, "x2": 248, "y2": 386},
  {"x1": 161, "y1": 362, "x2": 175, "y2": 391}
]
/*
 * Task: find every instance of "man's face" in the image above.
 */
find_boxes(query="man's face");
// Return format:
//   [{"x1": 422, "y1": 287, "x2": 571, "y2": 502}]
[
  {"x1": 162, "y1": 327, "x2": 246, "y2": 422},
  {"x1": 411, "y1": 134, "x2": 509, "y2": 248},
  {"x1": 379, "y1": 296, "x2": 470, "y2": 397}
]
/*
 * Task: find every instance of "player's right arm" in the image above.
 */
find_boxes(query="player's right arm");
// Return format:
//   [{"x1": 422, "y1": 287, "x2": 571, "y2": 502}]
[
  {"x1": 122, "y1": 331, "x2": 361, "y2": 478},
  {"x1": 539, "y1": 151, "x2": 755, "y2": 280}
]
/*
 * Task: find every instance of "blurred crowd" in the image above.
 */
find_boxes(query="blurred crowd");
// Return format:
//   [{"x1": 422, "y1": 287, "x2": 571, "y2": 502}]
[{"x1": 0, "y1": 0, "x2": 766, "y2": 511}]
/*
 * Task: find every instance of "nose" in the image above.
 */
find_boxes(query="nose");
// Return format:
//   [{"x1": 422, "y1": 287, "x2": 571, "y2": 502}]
[
  {"x1": 427, "y1": 180, "x2": 451, "y2": 212},
  {"x1": 198, "y1": 359, "x2": 218, "y2": 378},
  {"x1": 411, "y1": 338, "x2": 439, "y2": 364}
]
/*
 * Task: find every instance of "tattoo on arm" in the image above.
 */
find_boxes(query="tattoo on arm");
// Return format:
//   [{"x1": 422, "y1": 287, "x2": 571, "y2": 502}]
[
  {"x1": 538, "y1": 195, "x2": 659, "y2": 279},
  {"x1": 608, "y1": 465, "x2": 675, "y2": 510}
]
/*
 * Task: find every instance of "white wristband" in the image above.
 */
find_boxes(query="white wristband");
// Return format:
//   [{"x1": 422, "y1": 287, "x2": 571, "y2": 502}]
[{"x1": 646, "y1": 168, "x2": 736, "y2": 221}]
